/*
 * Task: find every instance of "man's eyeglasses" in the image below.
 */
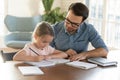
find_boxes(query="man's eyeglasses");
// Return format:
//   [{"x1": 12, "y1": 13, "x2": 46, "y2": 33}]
[{"x1": 65, "y1": 18, "x2": 81, "y2": 28}]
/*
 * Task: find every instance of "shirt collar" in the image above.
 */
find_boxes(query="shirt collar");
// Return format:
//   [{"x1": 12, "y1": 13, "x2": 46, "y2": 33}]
[{"x1": 64, "y1": 23, "x2": 81, "y2": 35}]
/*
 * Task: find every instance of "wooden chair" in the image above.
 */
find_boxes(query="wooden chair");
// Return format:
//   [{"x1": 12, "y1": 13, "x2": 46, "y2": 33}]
[{"x1": 0, "y1": 50, "x2": 17, "y2": 63}]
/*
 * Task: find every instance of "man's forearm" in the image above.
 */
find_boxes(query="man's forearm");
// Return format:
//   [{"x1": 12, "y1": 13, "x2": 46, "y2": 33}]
[{"x1": 85, "y1": 48, "x2": 108, "y2": 59}]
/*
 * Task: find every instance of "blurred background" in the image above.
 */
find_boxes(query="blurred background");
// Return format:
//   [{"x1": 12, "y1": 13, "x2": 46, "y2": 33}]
[{"x1": 0, "y1": 0, "x2": 120, "y2": 50}]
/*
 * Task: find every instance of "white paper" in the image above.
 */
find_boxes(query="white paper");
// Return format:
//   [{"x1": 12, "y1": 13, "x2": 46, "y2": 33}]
[
  {"x1": 66, "y1": 61, "x2": 97, "y2": 69},
  {"x1": 18, "y1": 66, "x2": 44, "y2": 75},
  {"x1": 47, "y1": 58, "x2": 70, "y2": 64},
  {"x1": 24, "y1": 60, "x2": 56, "y2": 67},
  {"x1": 24, "y1": 59, "x2": 70, "y2": 67}
]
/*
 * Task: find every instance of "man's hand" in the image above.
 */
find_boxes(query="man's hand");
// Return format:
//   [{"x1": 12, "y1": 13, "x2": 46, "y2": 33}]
[
  {"x1": 69, "y1": 52, "x2": 87, "y2": 61},
  {"x1": 66, "y1": 49, "x2": 77, "y2": 57}
]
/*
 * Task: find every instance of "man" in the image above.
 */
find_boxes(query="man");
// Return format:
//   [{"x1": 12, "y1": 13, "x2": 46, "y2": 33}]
[{"x1": 51, "y1": 2, "x2": 108, "y2": 61}]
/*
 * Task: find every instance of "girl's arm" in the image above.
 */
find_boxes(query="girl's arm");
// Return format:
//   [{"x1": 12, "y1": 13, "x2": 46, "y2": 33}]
[
  {"x1": 45, "y1": 50, "x2": 68, "y2": 59},
  {"x1": 13, "y1": 49, "x2": 45, "y2": 62}
]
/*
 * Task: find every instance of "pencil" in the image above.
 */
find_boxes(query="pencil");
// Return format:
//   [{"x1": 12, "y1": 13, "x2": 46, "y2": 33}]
[{"x1": 29, "y1": 47, "x2": 39, "y2": 56}]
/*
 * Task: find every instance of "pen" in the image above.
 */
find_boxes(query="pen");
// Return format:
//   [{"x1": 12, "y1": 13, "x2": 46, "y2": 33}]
[{"x1": 29, "y1": 47, "x2": 39, "y2": 56}]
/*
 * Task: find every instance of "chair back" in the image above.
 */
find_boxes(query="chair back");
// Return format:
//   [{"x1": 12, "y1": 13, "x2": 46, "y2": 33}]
[
  {"x1": 4, "y1": 15, "x2": 42, "y2": 32},
  {"x1": 3, "y1": 15, "x2": 42, "y2": 48}
]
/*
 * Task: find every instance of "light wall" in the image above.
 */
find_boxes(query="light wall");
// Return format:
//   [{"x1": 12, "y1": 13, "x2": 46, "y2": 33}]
[
  {"x1": 7, "y1": 0, "x2": 41, "y2": 17},
  {"x1": 5, "y1": 0, "x2": 84, "y2": 17}
]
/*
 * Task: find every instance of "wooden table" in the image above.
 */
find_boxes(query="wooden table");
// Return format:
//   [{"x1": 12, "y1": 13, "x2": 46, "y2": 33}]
[{"x1": 0, "y1": 50, "x2": 120, "y2": 80}]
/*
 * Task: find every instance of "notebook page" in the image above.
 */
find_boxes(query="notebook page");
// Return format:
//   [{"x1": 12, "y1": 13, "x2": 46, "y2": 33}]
[
  {"x1": 18, "y1": 66, "x2": 44, "y2": 75},
  {"x1": 66, "y1": 61, "x2": 97, "y2": 69},
  {"x1": 24, "y1": 60, "x2": 55, "y2": 67}
]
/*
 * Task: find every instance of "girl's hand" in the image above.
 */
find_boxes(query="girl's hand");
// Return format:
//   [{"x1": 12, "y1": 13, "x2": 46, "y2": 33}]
[
  {"x1": 44, "y1": 55, "x2": 52, "y2": 60},
  {"x1": 38, "y1": 55, "x2": 45, "y2": 61}
]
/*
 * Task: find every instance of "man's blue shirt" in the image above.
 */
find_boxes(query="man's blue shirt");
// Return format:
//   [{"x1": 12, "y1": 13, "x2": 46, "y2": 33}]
[{"x1": 51, "y1": 21, "x2": 108, "y2": 53}]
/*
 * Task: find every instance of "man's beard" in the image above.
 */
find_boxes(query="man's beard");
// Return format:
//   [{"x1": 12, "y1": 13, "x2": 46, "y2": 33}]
[{"x1": 67, "y1": 27, "x2": 77, "y2": 34}]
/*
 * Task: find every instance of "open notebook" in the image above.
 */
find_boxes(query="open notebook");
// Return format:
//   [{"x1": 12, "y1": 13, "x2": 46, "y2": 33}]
[
  {"x1": 24, "y1": 60, "x2": 55, "y2": 67},
  {"x1": 47, "y1": 58, "x2": 70, "y2": 64},
  {"x1": 66, "y1": 61, "x2": 97, "y2": 69},
  {"x1": 24, "y1": 59, "x2": 70, "y2": 67}
]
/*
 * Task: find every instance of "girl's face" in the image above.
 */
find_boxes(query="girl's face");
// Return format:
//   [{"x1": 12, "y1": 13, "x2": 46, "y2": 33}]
[{"x1": 34, "y1": 35, "x2": 53, "y2": 49}]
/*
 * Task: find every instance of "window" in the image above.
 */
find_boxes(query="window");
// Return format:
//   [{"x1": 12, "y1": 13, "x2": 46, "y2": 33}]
[{"x1": 85, "y1": 0, "x2": 120, "y2": 49}]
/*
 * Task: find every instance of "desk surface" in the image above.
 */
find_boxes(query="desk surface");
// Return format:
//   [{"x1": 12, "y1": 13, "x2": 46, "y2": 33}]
[{"x1": 0, "y1": 50, "x2": 120, "y2": 80}]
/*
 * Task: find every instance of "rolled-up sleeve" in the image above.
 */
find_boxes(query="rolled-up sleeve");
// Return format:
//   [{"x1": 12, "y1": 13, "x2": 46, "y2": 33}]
[{"x1": 88, "y1": 24, "x2": 108, "y2": 51}]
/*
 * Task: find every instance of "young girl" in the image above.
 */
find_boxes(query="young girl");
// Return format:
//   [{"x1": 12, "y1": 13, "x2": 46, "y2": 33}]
[{"x1": 13, "y1": 21, "x2": 68, "y2": 62}]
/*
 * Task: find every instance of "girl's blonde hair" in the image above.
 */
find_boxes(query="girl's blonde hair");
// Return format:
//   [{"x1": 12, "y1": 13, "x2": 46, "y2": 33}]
[{"x1": 32, "y1": 21, "x2": 54, "y2": 38}]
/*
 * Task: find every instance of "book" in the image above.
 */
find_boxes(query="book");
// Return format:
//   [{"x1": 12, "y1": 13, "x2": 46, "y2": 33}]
[
  {"x1": 87, "y1": 57, "x2": 118, "y2": 67},
  {"x1": 18, "y1": 66, "x2": 44, "y2": 75},
  {"x1": 24, "y1": 60, "x2": 55, "y2": 67},
  {"x1": 66, "y1": 61, "x2": 97, "y2": 69},
  {"x1": 24, "y1": 59, "x2": 70, "y2": 67}
]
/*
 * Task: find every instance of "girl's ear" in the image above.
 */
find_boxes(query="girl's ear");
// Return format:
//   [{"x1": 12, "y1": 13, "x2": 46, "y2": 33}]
[{"x1": 33, "y1": 34, "x2": 38, "y2": 40}]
